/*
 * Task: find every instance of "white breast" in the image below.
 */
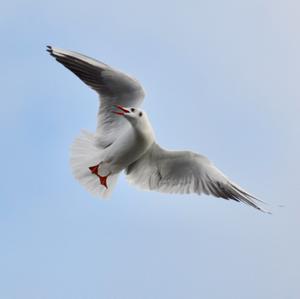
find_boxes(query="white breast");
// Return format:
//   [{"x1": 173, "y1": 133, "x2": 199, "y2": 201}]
[{"x1": 102, "y1": 125, "x2": 154, "y2": 174}]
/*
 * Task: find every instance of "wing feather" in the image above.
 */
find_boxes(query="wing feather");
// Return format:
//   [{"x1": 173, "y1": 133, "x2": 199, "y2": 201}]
[
  {"x1": 47, "y1": 46, "x2": 145, "y2": 147},
  {"x1": 126, "y1": 143, "x2": 269, "y2": 212}
]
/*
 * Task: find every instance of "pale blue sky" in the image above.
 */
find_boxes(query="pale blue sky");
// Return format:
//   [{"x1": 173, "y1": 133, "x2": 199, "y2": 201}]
[{"x1": 1, "y1": 0, "x2": 300, "y2": 298}]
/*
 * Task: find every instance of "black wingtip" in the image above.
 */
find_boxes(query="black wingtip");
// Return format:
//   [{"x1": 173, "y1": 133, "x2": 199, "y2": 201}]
[{"x1": 46, "y1": 45, "x2": 53, "y2": 55}]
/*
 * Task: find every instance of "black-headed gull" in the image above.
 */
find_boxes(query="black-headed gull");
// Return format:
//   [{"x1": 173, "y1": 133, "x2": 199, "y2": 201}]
[{"x1": 47, "y1": 46, "x2": 268, "y2": 212}]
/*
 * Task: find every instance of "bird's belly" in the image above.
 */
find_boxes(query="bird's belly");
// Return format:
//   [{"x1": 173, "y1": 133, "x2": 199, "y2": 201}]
[{"x1": 104, "y1": 133, "x2": 151, "y2": 173}]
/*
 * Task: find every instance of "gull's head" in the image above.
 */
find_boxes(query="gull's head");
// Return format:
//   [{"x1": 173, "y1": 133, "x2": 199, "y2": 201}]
[
  {"x1": 112, "y1": 105, "x2": 155, "y2": 137},
  {"x1": 113, "y1": 105, "x2": 146, "y2": 125}
]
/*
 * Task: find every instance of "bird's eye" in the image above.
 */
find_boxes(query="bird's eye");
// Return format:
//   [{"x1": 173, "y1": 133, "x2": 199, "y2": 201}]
[
  {"x1": 131, "y1": 108, "x2": 135, "y2": 112},
  {"x1": 139, "y1": 112, "x2": 143, "y2": 117}
]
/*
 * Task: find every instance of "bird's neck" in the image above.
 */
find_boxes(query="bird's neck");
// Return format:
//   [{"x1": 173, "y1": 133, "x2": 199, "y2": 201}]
[{"x1": 132, "y1": 121, "x2": 155, "y2": 146}]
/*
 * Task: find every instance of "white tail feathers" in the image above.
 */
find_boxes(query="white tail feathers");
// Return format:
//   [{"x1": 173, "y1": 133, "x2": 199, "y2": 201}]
[{"x1": 70, "y1": 130, "x2": 119, "y2": 198}]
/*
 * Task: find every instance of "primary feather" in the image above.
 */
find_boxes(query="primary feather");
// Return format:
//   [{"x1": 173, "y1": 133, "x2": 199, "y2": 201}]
[
  {"x1": 126, "y1": 143, "x2": 268, "y2": 212},
  {"x1": 47, "y1": 45, "x2": 145, "y2": 148}
]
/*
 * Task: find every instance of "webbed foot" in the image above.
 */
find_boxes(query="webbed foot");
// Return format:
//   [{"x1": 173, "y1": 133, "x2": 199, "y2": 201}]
[{"x1": 89, "y1": 163, "x2": 110, "y2": 189}]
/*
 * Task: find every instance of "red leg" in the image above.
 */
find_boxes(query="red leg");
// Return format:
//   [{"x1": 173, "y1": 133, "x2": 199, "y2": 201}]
[
  {"x1": 99, "y1": 175, "x2": 109, "y2": 189},
  {"x1": 89, "y1": 163, "x2": 110, "y2": 189},
  {"x1": 89, "y1": 164, "x2": 99, "y2": 175}
]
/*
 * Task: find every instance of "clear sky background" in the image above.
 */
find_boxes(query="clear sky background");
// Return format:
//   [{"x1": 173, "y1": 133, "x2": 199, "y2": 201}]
[{"x1": 1, "y1": 0, "x2": 299, "y2": 298}]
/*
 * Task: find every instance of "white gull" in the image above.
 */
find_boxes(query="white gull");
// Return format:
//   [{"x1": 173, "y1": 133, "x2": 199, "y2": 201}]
[{"x1": 47, "y1": 46, "x2": 269, "y2": 212}]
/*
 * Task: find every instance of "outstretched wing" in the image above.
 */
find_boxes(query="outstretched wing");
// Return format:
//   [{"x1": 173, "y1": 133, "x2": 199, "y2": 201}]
[
  {"x1": 47, "y1": 46, "x2": 145, "y2": 147},
  {"x1": 126, "y1": 143, "x2": 268, "y2": 212}
]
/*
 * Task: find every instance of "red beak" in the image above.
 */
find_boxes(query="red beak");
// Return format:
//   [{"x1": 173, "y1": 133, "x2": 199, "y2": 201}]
[{"x1": 112, "y1": 105, "x2": 130, "y2": 116}]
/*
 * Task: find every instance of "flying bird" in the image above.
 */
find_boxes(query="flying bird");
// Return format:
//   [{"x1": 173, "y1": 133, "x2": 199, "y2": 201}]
[{"x1": 47, "y1": 46, "x2": 268, "y2": 212}]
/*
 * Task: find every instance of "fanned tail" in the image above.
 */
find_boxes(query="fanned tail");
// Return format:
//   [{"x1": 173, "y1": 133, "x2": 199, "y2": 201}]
[{"x1": 70, "y1": 130, "x2": 119, "y2": 198}]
